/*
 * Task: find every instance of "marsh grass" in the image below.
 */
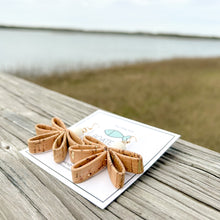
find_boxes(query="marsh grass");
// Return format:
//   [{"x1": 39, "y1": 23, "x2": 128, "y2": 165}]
[{"x1": 22, "y1": 58, "x2": 220, "y2": 152}]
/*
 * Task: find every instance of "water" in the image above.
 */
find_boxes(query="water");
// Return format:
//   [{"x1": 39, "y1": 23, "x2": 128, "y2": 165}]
[{"x1": 1, "y1": 29, "x2": 220, "y2": 75}]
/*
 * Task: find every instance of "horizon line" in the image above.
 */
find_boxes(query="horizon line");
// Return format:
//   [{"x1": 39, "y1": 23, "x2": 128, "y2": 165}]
[{"x1": 1, "y1": 24, "x2": 220, "y2": 40}]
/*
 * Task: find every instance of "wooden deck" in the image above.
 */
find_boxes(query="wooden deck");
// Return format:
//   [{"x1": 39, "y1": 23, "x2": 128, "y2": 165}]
[{"x1": 0, "y1": 72, "x2": 219, "y2": 219}]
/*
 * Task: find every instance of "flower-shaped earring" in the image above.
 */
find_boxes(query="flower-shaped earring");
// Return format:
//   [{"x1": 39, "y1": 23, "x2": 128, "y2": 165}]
[
  {"x1": 28, "y1": 118, "x2": 97, "y2": 163},
  {"x1": 69, "y1": 136, "x2": 143, "y2": 189},
  {"x1": 28, "y1": 117, "x2": 83, "y2": 163}
]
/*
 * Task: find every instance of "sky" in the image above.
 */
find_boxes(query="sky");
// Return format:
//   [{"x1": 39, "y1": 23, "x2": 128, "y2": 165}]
[{"x1": 1, "y1": 0, "x2": 220, "y2": 37}]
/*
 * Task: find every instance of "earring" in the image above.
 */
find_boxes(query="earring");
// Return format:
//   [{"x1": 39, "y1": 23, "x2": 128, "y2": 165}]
[
  {"x1": 71, "y1": 123, "x2": 98, "y2": 137},
  {"x1": 110, "y1": 136, "x2": 137, "y2": 150}
]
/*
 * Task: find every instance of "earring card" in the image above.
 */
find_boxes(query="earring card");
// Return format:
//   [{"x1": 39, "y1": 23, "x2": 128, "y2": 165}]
[{"x1": 21, "y1": 110, "x2": 180, "y2": 209}]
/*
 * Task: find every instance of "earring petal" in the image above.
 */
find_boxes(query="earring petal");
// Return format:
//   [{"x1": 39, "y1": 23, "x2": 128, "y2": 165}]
[
  {"x1": 110, "y1": 148, "x2": 143, "y2": 174},
  {"x1": 28, "y1": 131, "x2": 60, "y2": 153},
  {"x1": 67, "y1": 130, "x2": 84, "y2": 146},
  {"x1": 69, "y1": 144, "x2": 104, "y2": 163},
  {"x1": 35, "y1": 124, "x2": 57, "y2": 135},
  {"x1": 71, "y1": 151, "x2": 107, "y2": 183},
  {"x1": 107, "y1": 150, "x2": 125, "y2": 189},
  {"x1": 51, "y1": 117, "x2": 66, "y2": 131},
  {"x1": 53, "y1": 131, "x2": 68, "y2": 163}
]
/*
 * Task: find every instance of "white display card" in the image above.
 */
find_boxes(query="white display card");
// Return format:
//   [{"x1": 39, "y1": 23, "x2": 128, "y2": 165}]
[{"x1": 21, "y1": 110, "x2": 180, "y2": 209}]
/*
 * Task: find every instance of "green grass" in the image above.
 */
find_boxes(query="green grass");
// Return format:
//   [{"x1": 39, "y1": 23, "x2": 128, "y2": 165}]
[{"x1": 22, "y1": 57, "x2": 220, "y2": 153}]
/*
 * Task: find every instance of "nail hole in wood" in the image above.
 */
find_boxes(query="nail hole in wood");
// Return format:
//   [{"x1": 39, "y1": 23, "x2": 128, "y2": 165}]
[{"x1": 5, "y1": 146, "x2": 10, "y2": 150}]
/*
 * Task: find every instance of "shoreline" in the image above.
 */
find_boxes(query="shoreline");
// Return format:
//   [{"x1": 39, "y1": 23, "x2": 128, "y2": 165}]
[
  {"x1": 1, "y1": 24, "x2": 220, "y2": 40},
  {"x1": 11, "y1": 56, "x2": 220, "y2": 77},
  {"x1": 10, "y1": 56, "x2": 220, "y2": 77}
]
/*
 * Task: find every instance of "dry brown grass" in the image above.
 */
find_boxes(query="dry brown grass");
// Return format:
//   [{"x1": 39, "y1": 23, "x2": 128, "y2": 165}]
[{"x1": 23, "y1": 57, "x2": 220, "y2": 152}]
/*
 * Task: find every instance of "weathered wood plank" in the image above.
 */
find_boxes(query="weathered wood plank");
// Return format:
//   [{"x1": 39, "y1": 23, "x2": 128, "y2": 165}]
[
  {"x1": 0, "y1": 72, "x2": 220, "y2": 219},
  {"x1": 167, "y1": 146, "x2": 220, "y2": 177},
  {"x1": 118, "y1": 193, "x2": 169, "y2": 220},
  {"x1": 0, "y1": 146, "x2": 76, "y2": 220},
  {"x1": 129, "y1": 183, "x2": 202, "y2": 220},
  {"x1": 140, "y1": 175, "x2": 220, "y2": 220},
  {"x1": 148, "y1": 165, "x2": 220, "y2": 210},
  {"x1": 107, "y1": 202, "x2": 143, "y2": 220}
]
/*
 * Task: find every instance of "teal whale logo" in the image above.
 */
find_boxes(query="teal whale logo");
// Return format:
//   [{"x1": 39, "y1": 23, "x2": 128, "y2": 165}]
[{"x1": 104, "y1": 129, "x2": 131, "y2": 142}]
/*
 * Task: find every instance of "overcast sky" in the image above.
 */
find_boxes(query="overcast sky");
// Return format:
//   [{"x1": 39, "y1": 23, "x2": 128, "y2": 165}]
[{"x1": 1, "y1": 0, "x2": 220, "y2": 36}]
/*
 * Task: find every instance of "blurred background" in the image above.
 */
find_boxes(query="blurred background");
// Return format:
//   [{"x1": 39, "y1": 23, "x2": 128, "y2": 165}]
[{"x1": 0, "y1": 0, "x2": 220, "y2": 152}]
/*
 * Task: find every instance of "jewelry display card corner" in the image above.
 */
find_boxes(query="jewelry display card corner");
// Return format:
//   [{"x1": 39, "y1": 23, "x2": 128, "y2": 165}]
[{"x1": 21, "y1": 109, "x2": 180, "y2": 209}]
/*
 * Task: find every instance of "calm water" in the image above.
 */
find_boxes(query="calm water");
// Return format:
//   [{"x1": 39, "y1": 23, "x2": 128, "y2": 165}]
[{"x1": 1, "y1": 29, "x2": 220, "y2": 75}]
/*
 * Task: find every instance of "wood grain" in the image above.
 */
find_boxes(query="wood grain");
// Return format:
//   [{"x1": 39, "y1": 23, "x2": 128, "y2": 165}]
[{"x1": 0, "y1": 72, "x2": 220, "y2": 220}]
